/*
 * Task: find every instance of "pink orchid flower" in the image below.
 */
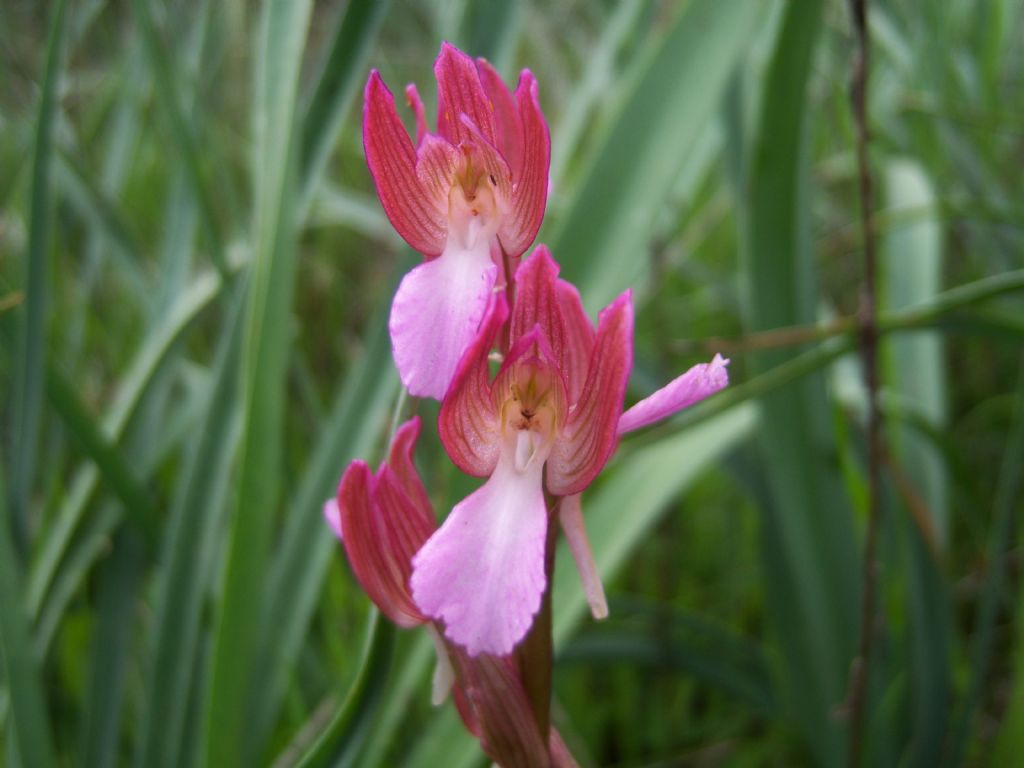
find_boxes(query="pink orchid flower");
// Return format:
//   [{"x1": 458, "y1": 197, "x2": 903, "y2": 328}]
[
  {"x1": 410, "y1": 247, "x2": 729, "y2": 656},
  {"x1": 327, "y1": 417, "x2": 579, "y2": 767},
  {"x1": 364, "y1": 42, "x2": 550, "y2": 399}
]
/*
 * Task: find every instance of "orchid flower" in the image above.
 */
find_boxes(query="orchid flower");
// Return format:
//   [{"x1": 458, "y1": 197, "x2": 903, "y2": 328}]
[
  {"x1": 364, "y1": 42, "x2": 550, "y2": 399},
  {"x1": 410, "y1": 246, "x2": 729, "y2": 657},
  {"x1": 327, "y1": 417, "x2": 579, "y2": 767}
]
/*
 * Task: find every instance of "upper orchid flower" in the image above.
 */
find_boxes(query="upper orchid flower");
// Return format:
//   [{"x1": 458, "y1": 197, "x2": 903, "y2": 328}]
[
  {"x1": 364, "y1": 42, "x2": 550, "y2": 399},
  {"x1": 410, "y1": 247, "x2": 729, "y2": 657}
]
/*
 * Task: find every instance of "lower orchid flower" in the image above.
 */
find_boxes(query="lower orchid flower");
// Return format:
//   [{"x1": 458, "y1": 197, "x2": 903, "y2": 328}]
[
  {"x1": 327, "y1": 417, "x2": 579, "y2": 767},
  {"x1": 410, "y1": 246, "x2": 729, "y2": 656}
]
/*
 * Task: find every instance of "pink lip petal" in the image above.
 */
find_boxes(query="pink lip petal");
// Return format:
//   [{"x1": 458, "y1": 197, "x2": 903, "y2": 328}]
[
  {"x1": 618, "y1": 353, "x2": 730, "y2": 435},
  {"x1": 411, "y1": 451, "x2": 548, "y2": 657},
  {"x1": 435, "y1": 42, "x2": 497, "y2": 147},
  {"x1": 547, "y1": 291, "x2": 634, "y2": 496},
  {"x1": 363, "y1": 72, "x2": 447, "y2": 256},
  {"x1": 438, "y1": 292, "x2": 509, "y2": 477},
  {"x1": 388, "y1": 251, "x2": 497, "y2": 400}
]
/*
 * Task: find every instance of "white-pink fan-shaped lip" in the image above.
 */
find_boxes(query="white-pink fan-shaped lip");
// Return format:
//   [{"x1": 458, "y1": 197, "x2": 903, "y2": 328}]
[
  {"x1": 410, "y1": 447, "x2": 548, "y2": 657},
  {"x1": 388, "y1": 251, "x2": 497, "y2": 400}
]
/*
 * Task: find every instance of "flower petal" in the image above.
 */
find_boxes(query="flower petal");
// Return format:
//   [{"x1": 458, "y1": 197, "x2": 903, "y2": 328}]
[
  {"x1": 618, "y1": 353, "x2": 730, "y2": 434},
  {"x1": 435, "y1": 42, "x2": 497, "y2": 146},
  {"x1": 476, "y1": 58, "x2": 523, "y2": 177},
  {"x1": 509, "y1": 246, "x2": 593, "y2": 404},
  {"x1": 322, "y1": 498, "x2": 342, "y2": 540},
  {"x1": 404, "y1": 83, "x2": 429, "y2": 145},
  {"x1": 547, "y1": 291, "x2": 634, "y2": 496},
  {"x1": 453, "y1": 652, "x2": 551, "y2": 767},
  {"x1": 414, "y1": 133, "x2": 460, "y2": 214},
  {"x1": 498, "y1": 71, "x2": 550, "y2": 257},
  {"x1": 510, "y1": 246, "x2": 565, "y2": 364},
  {"x1": 337, "y1": 442, "x2": 434, "y2": 628},
  {"x1": 556, "y1": 279, "x2": 595, "y2": 404},
  {"x1": 363, "y1": 72, "x2": 447, "y2": 255},
  {"x1": 426, "y1": 624, "x2": 455, "y2": 705},
  {"x1": 438, "y1": 292, "x2": 508, "y2": 476},
  {"x1": 411, "y1": 451, "x2": 548, "y2": 656},
  {"x1": 389, "y1": 245, "x2": 497, "y2": 399},
  {"x1": 558, "y1": 494, "x2": 607, "y2": 620}
]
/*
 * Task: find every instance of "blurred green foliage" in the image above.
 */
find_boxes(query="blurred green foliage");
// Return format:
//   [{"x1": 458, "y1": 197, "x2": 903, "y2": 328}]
[{"x1": 2, "y1": 0, "x2": 1023, "y2": 766}]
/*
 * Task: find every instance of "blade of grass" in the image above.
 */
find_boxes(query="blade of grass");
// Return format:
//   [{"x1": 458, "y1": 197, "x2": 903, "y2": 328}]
[
  {"x1": 0, "y1": 468, "x2": 56, "y2": 768},
  {"x1": 881, "y1": 159, "x2": 951, "y2": 767},
  {"x1": 549, "y1": 0, "x2": 651, "y2": 190},
  {"x1": 549, "y1": 0, "x2": 765, "y2": 312},
  {"x1": 738, "y1": 1, "x2": 857, "y2": 763},
  {"x1": 454, "y1": 0, "x2": 520, "y2": 72},
  {"x1": 298, "y1": 0, "x2": 389, "y2": 213},
  {"x1": 54, "y1": 146, "x2": 149, "y2": 300},
  {"x1": 248, "y1": 277, "x2": 400, "y2": 760},
  {"x1": 882, "y1": 160, "x2": 947, "y2": 542},
  {"x1": 290, "y1": 612, "x2": 395, "y2": 768},
  {"x1": 10, "y1": 0, "x2": 67, "y2": 556},
  {"x1": 45, "y1": 364, "x2": 158, "y2": 546},
  {"x1": 951, "y1": 356, "x2": 1024, "y2": 766},
  {"x1": 135, "y1": 294, "x2": 245, "y2": 768},
  {"x1": 76, "y1": 530, "x2": 144, "y2": 768},
  {"x1": 201, "y1": 0, "x2": 312, "y2": 764},
  {"x1": 130, "y1": 0, "x2": 227, "y2": 278},
  {"x1": 27, "y1": 261, "x2": 240, "y2": 634}
]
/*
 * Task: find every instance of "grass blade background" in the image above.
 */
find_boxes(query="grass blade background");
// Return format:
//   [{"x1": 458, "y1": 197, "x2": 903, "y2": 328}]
[
  {"x1": 3, "y1": 2, "x2": 1023, "y2": 764},
  {"x1": 881, "y1": 159, "x2": 952, "y2": 767},
  {"x1": 298, "y1": 0, "x2": 390, "y2": 211},
  {"x1": 549, "y1": 0, "x2": 764, "y2": 312},
  {"x1": 738, "y1": 1, "x2": 857, "y2": 762},
  {"x1": 10, "y1": 0, "x2": 67, "y2": 555},
  {"x1": 200, "y1": 0, "x2": 312, "y2": 764},
  {"x1": 0, "y1": 470, "x2": 56, "y2": 768},
  {"x1": 135, "y1": 296, "x2": 245, "y2": 768},
  {"x1": 248, "y1": 284, "x2": 399, "y2": 761}
]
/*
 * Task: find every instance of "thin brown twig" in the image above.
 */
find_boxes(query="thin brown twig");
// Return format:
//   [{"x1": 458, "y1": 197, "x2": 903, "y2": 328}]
[{"x1": 846, "y1": 0, "x2": 884, "y2": 765}]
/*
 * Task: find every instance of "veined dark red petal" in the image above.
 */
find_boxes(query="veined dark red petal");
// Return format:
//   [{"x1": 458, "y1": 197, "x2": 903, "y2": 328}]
[
  {"x1": 453, "y1": 652, "x2": 551, "y2": 768},
  {"x1": 363, "y1": 72, "x2": 447, "y2": 256},
  {"x1": 438, "y1": 292, "x2": 509, "y2": 477},
  {"x1": 510, "y1": 247, "x2": 563, "y2": 362},
  {"x1": 414, "y1": 134, "x2": 460, "y2": 211},
  {"x1": 435, "y1": 42, "x2": 497, "y2": 147},
  {"x1": 555, "y1": 279, "x2": 595, "y2": 404},
  {"x1": 336, "y1": 418, "x2": 435, "y2": 628},
  {"x1": 546, "y1": 292, "x2": 634, "y2": 496},
  {"x1": 498, "y1": 71, "x2": 550, "y2": 257},
  {"x1": 477, "y1": 57, "x2": 524, "y2": 178},
  {"x1": 404, "y1": 83, "x2": 429, "y2": 145}
]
